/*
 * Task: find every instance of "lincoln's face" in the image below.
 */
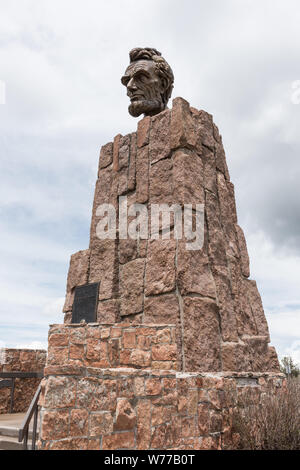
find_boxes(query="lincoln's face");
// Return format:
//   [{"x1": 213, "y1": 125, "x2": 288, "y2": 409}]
[{"x1": 121, "y1": 60, "x2": 165, "y2": 117}]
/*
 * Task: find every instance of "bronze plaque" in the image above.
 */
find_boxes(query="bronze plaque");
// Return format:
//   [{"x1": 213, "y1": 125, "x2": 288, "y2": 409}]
[{"x1": 72, "y1": 283, "x2": 99, "y2": 324}]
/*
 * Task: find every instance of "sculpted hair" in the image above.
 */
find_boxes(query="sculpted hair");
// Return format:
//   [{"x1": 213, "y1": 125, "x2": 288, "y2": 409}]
[{"x1": 129, "y1": 47, "x2": 174, "y2": 106}]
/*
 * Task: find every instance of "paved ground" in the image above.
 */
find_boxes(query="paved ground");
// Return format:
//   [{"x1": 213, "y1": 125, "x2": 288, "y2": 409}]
[
  {"x1": 0, "y1": 413, "x2": 39, "y2": 449},
  {"x1": 0, "y1": 413, "x2": 27, "y2": 429}
]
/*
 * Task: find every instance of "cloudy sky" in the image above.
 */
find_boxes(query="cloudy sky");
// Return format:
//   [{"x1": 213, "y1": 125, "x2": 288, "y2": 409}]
[{"x1": 0, "y1": 0, "x2": 299, "y2": 365}]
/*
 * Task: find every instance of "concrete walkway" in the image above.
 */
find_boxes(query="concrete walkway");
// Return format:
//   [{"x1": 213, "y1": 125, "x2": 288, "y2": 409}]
[
  {"x1": 0, "y1": 413, "x2": 27, "y2": 429},
  {"x1": 0, "y1": 413, "x2": 39, "y2": 450}
]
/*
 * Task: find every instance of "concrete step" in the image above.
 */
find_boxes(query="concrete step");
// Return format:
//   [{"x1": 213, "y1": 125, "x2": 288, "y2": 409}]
[
  {"x1": 0, "y1": 425, "x2": 35, "y2": 439},
  {"x1": 0, "y1": 435, "x2": 32, "y2": 450},
  {"x1": 0, "y1": 413, "x2": 39, "y2": 450}
]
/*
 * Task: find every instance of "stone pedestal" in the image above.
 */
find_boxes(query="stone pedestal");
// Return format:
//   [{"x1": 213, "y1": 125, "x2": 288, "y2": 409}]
[
  {"x1": 62, "y1": 97, "x2": 279, "y2": 374},
  {"x1": 37, "y1": 323, "x2": 284, "y2": 450},
  {"x1": 39, "y1": 98, "x2": 282, "y2": 450}
]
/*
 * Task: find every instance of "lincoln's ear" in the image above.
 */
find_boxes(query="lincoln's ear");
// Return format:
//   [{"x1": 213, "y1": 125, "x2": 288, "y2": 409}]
[{"x1": 160, "y1": 77, "x2": 168, "y2": 91}]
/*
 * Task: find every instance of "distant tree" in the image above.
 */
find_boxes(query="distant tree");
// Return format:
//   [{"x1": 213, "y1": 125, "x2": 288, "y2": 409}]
[{"x1": 280, "y1": 356, "x2": 300, "y2": 378}]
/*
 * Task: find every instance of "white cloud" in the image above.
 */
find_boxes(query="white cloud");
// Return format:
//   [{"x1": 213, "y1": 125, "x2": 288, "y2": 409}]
[
  {"x1": 14, "y1": 341, "x2": 47, "y2": 350},
  {"x1": 267, "y1": 311, "x2": 300, "y2": 341},
  {"x1": 42, "y1": 297, "x2": 65, "y2": 319},
  {"x1": 284, "y1": 340, "x2": 300, "y2": 366}
]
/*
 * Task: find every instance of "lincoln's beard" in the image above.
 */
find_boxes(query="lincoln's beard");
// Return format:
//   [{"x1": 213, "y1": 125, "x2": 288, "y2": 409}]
[{"x1": 128, "y1": 98, "x2": 164, "y2": 117}]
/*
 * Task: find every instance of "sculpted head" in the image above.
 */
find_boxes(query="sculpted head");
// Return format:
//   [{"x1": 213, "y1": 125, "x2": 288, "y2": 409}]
[{"x1": 121, "y1": 48, "x2": 174, "y2": 117}]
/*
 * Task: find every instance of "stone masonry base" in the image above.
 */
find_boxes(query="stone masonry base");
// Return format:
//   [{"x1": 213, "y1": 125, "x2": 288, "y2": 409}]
[{"x1": 37, "y1": 323, "x2": 284, "y2": 450}]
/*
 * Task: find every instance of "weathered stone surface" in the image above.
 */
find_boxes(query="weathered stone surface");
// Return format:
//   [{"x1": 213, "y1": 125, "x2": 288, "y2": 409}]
[
  {"x1": 221, "y1": 342, "x2": 250, "y2": 372},
  {"x1": 216, "y1": 172, "x2": 239, "y2": 258},
  {"x1": 108, "y1": 338, "x2": 120, "y2": 366},
  {"x1": 113, "y1": 134, "x2": 122, "y2": 171},
  {"x1": 38, "y1": 353, "x2": 285, "y2": 449},
  {"x1": 48, "y1": 333, "x2": 69, "y2": 348},
  {"x1": 118, "y1": 166, "x2": 128, "y2": 196},
  {"x1": 244, "y1": 336, "x2": 270, "y2": 372},
  {"x1": 152, "y1": 328, "x2": 172, "y2": 345},
  {"x1": 171, "y1": 97, "x2": 197, "y2": 150},
  {"x1": 119, "y1": 239, "x2": 138, "y2": 264},
  {"x1": 266, "y1": 346, "x2": 280, "y2": 372},
  {"x1": 211, "y1": 264, "x2": 238, "y2": 342},
  {"x1": 144, "y1": 294, "x2": 179, "y2": 322},
  {"x1": 149, "y1": 110, "x2": 171, "y2": 163},
  {"x1": 145, "y1": 240, "x2": 176, "y2": 296},
  {"x1": 137, "y1": 116, "x2": 150, "y2": 148},
  {"x1": 69, "y1": 343, "x2": 84, "y2": 361},
  {"x1": 114, "y1": 398, "x2": 136, "y2": 431},
  {"x1": 173, "y1": 149, "x2": 204, "y2": 204},
  {"x1": 70, "y1": 409, "x2": 89, "y2": 437},
  {"x1": 69, "y1": 327, "x2": 86, "y2": 345},
  {"x1": 215, "y1": 139, "x2": 230, "y2": 180},
  {"x1": 136, "y1": 399, "x2": 151, "y2": 449},
  {"x1": 177, "y1": 241, "x2": 216, "y2": 298},
  {"x1": 86, "y1": 339, "x2": 109, "y2": 367},
  {"x1": 91, "y1": 166, "x2": 114, "y2": 215},
  {"x1": 183, "y1": 297, "x2": 221, "y2": 371},
  {"x1": 122, "y1": 330, "x2": 136, "y2": 349},
  {"x1": 246, "y1": 280, "x2": 270, "y2": 339},
  {"x1": 118, "y1": 135, "x2": 130, "y2": 171},
  {"x1": 136, "y1": 145, "x2": 149, "y2": 203},
  {"x1": 97, "y1": 299, "x2": 120, "y2": 323},
  {"x1": 144, "y1": 294, "x2": 181, "y2": 367},
  {"x1": 137, "y1": 334, "x2": 152, "y2": 350},
  {"x1": 128, "y1": 132, "x2": 136, "y2": 191},
  {"x1": 227, "y1": 182, "x2": 238, "y2": 224},
  {"x1": 152, "y1": 405, "x2": 175, "y2": 426},
  {"x1": 205, "y1": 191, "x2": 227, "y2": 266},
  {"x1": 235, "y1": 225, "x2": 250, "y2": 278},
  {"x1": 66, "y1": 250, "x2": 90, "y2": 292},
  {"x1": 49, "y1": 438, "x2": 89, "y2": 450},
  {"x1": 63, "y1": 292, "x2": 74, "y2": 314},
  {"x1": 201, "y1": 146, "x2": 217, "y2": 194},
  {"x1": 149, "y1": 158, "x2": 173, "y2": 204},
  {"x1": 41, "y1": 410, "x2": 70, "y2": 440},
  {"x1": 99, "y1": 142, "x2": 113, "y2": 170},
  {"x1": 89, "y1": 239, "x2": 118, "y2": 300},
  {"x1": 129, "y1": 349, "x2": 151, "y2": 368},
  {"x1": 44, "y1": 376, "x2": 76, "y2": 409},
  {"x1": 213, "y1": 122, "x2": 222, "y2": 143},
  {"x1": 234, "y1": 278, "x2": 258, "y2": 337},
  {"x1": 102, "y1": 431, "x2": 135, "y2": 450},
  {"x1": 195, "y1": 109, "x2": 215, "y2": 151},
  {"x1": 151, "y1": 345, "x2": 177, "y2": 362},
  {"x1": 120, "y1": 259, "x2": 145, "y2": 316}
]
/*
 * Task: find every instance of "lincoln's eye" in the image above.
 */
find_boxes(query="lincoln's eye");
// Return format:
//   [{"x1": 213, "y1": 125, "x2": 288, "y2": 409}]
[{"x1": 136, "y1": 72, "x2": 149, "y2": 83}]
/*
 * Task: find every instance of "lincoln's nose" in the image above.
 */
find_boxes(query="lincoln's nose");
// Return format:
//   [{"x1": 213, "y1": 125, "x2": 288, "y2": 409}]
[{"x1": 127, "y1": 77, "x2": 137, "y2": 92}]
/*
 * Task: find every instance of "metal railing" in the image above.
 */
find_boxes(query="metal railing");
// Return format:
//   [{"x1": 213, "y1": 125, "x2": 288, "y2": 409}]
[
  {"x1": 18, "y1": 383, "x2": 42, "y2": 450},
  {"x1": 0, "y1": 371, "x2": 43, "y2": 450}
]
